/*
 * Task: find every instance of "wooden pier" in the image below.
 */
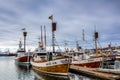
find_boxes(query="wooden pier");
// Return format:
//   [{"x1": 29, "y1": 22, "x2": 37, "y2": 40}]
[
  {"x1": 95, "y1": 68, "x2": 120, "y2": 75},
  {"x1": 69, "y1": 65, "x2": 120, "y2": 80}
]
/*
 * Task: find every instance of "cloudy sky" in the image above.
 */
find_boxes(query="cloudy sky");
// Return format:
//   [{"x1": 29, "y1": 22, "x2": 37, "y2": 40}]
[{"x1": 0, "y1": 0, "x2": 120, "y2": 52}]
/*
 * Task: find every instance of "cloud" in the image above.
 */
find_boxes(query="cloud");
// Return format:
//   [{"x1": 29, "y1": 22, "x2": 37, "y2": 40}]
[{"x1": 0, "y1": 0, "x2": 119, "y2": 51}]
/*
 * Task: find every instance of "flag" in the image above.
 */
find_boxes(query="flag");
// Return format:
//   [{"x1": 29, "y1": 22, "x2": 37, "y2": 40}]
[{"x1": 48, "y1": 15, "x2": 53, "y2": 20}]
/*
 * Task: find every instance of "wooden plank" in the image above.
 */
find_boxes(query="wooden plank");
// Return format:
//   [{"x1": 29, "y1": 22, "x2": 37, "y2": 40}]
[
  {"x1": 69, "y1": 65, "x2": 120, "y2": 80},
  {"x1": 95, "y1": 68, "x2": 120, "y2": 75}
]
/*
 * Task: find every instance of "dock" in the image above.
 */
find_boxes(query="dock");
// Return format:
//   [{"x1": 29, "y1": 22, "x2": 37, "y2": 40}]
[
  {"x1": 0, "y1": 54, "x2": 17, "y2": 56},
  {"x1": 95, "y1": 68, "x2": 120, "y2": 75},
  {"x1": 69, "y1": 65, "x2": 120, "y2": 80}
]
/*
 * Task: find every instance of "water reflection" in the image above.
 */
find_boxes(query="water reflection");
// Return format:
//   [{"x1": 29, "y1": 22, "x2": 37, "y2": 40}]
[
  {"x1": 15, "y1": 64, "x2": 33, "y2": 80},
  {"x1": 31, "y1": 69, "x2": 69, "y2": 80},
  {"x1": 16, "y1": 64, "x2": 94, "y2": 80},
  {"x1": 68, "y1": 73, "x2": 93, "y2": 80},
  {"x1": 16, "y1": 64, "x2": 31, "y2": 72},
  {"x1": 0, "y1": 57, "x2": 94, "y2": 80}
]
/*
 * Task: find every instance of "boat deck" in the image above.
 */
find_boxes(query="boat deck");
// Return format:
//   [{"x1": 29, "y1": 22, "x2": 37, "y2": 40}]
[{"x1": 69, "y1": 65, "x2": 120, "y2": 80}]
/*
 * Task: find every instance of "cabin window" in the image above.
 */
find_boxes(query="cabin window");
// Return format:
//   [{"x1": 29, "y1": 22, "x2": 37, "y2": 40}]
[
  {"x1": 46, "y1": 62, "x2": 51, "y2": 65},
  {"x1": 53, "y1": 62, "x2": 57, "y2": 64}
]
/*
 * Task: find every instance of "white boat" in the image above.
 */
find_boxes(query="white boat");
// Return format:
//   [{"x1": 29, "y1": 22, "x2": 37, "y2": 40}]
[{"x1": 15, "y1": 39, "x2": 31, "y2": 65}]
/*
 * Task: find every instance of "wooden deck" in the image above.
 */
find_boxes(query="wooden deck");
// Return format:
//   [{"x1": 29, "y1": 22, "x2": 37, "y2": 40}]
[
  {"x1": 95, "y1": 68, "x2": 120, "y2": 75},
  {"x1": 69, "y1": 65, "x2": 120, "y2": 80}
]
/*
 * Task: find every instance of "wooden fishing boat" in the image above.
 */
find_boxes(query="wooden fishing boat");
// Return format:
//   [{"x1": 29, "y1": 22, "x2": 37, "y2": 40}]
[
  {"x1": 30, "y1": 45, "x2": 69, "y2": 75},
  {"x1": 68, "y1": 51, "x2": 102, "y2": 68},
  {"x1": 31, "y1": 18, "x2": 70, "y2": 76},
  {"x1": 71, "y1": 51, "x2": 120, "y2": 68},
  {"x1": 70, "y1": 32, "x2": 120, "y2": 68}
]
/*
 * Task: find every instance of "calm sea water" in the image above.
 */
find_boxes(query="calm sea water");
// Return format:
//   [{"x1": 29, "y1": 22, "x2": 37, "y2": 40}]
[{"x1": 0, "y1": 57, "x2": 95, "y2": 80}]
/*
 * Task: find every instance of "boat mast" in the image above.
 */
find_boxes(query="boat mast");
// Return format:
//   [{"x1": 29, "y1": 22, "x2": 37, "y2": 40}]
[
  {"x1": 82, "y1": 29, "x2": 85, "y2": 41},
  {"x1": 94, "y1": 31, "x2": 98, "y2": 57},
  {"x1": 41, "y1": 26, "x2": 43, "y2": 46},
  {"x1": 22, "y1": 28, "x2": 27, "y2": 52},
  {"x1": 19, "y1": 38, "x2": 22, "y2": 49},
  {"x1": 44, "y1": 25, "x2": 46, "y2": 50},
  {"x1": 76, "y1": 41, "x2": 80, "y2": 52},
  {"x1": 52, "y1": 22, "x2": 56, "y2": 53},
  {"x1": 49, "y1": 15, "x2": 56, "y2": 53},
  {"x1": 39, "y1": 26, "x2": 44, "y2": 48}
]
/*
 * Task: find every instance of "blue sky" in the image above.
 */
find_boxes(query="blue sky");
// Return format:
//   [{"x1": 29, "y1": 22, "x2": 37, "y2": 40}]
[{"x1": 0, "y1": 0, "x2": 120, "y2": 52}]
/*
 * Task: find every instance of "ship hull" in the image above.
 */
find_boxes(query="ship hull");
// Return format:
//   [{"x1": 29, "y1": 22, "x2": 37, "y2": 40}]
[
  {"x1": 71, "y1": 54, "x2": 120, "y2": 68},
  {"x1": 15, "y1": 56, "x2": 31, "y2": 65},
  {"x1": 31, "y1": 58, "x2": 69, "y2": 76},
  {"x1": 71, "y1": 57, "x2": 102, "y2": 68},
  {"x1": 72, "y1": 61, "x2": 101, "y2": 68}
]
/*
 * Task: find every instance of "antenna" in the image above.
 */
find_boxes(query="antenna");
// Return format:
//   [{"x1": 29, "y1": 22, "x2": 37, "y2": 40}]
[
  {"x1": 41, "y1": 26, "x2": 43, "y2": 45},
  {"x1": 94, "y1": 26, "x2": 99, "y2": 57}
]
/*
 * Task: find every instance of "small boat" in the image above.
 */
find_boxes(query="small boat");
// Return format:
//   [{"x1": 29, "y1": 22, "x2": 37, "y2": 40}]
[
  {"x1": 70, "y1": 32, "x2": 120, "y2": 68},
  {"x1": 67, "y1": 51, "x2": 102, "y2": 68},
  {"x1": 65, "y1": 32, "x2": 102, "y2": 68},
  {"x1": 15, "y1": 39, "x2": 31, "y2": 65},
  {"x1": 31, "y1": 21, "x2": 70, "y2": 76}
]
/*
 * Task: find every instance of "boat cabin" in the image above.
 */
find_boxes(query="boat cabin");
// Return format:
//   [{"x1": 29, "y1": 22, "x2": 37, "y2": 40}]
[{"x1": 33, "y1": 48, "x2": 47, "y2": 62}]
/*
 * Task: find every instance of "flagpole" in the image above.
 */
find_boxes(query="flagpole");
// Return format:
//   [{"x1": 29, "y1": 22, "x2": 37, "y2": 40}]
[{"x1": 52, "y1": 15, "x2": 53, "y2": 23}]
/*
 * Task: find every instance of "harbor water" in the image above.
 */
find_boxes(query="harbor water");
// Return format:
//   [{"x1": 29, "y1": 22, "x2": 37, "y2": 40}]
[{"x1": 0, "y1": 57, "x2": 95, "y2": 80}]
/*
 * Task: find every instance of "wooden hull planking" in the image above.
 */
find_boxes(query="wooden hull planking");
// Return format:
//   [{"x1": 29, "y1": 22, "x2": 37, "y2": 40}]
[
  {"x1": 31, "y1": 58, "x2": 70, "y2": 76},
  {"x1": 72, "y1": 61, "x2": 101, "y2": 68},
  {"x1": 32, "y1": 64, "x2": 69, "y2": 75}
]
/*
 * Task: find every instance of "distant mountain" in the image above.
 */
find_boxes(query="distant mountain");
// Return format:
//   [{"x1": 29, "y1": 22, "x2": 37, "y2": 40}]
[
  {"x1": 0, "y1": 51, "x2": 17, "y2": 56},
  {"x1": 0, "y1": 51, "x2": 6, "y2": 54}
]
